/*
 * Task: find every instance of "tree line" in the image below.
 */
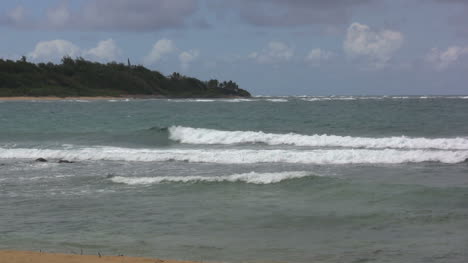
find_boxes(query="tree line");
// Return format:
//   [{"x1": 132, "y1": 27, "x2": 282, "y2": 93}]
[{"x1": 0, "y1": 57, "x2": 251, "y2": 98}]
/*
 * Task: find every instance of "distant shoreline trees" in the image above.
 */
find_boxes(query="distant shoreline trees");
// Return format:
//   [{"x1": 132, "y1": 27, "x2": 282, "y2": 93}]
[{"x1": 0, "y1": 57, "x2": 251, "y2": 98}]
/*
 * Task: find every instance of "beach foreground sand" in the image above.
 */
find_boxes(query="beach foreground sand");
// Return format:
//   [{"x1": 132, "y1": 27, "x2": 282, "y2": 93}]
[{"x1": 0, "y1": 250, "x2": 198, "y2": 263}]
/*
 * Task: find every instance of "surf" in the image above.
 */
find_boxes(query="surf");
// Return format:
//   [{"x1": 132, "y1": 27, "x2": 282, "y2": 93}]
[
  {"x1": 109, "y1": 171, "x2": 315, "y2": 185},
  {"x1": 1, "y1": 146, "x2": 467, "y2": 164},
  {"x1": 168, "y1": 126, "x2": 468, "y2": 150}
]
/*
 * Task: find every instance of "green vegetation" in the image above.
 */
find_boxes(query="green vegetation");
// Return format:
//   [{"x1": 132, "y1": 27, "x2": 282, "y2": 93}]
[{"x1": 0, "y1": 57, "x2": 251, "y2": 98}]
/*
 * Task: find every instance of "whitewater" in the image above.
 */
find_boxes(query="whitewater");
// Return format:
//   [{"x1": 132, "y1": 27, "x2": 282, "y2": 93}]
[
  {"x1": 109, "y1": 171, "x2": 316, "y2": 185},
  {"x1": 168, "y1": 126, "x2": 468, "y2": 150},
  {"x1": 1, "y1": 146, "x2": 467, "y2": 164},
  {"x1": 1, "y1": 96, "x2": 468, "y2": 263}
]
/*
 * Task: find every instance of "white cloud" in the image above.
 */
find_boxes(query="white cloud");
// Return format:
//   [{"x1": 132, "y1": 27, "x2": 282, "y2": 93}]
[
  {"x1": 344, "y1": 22, "x2": 403, "y2": 68},
  {"x1": 249, "y1": 41, "x2": 294, "y2": 64},
  {"x1": 305, "y1": 48, "x2": 335, "y2": 65},
  {"x1": 85, "y1": 39, "x2": 121, "y2": 61},
  {"x1": 425, "y1": 46, "x2": 468, "y2": 70},
  {"x1": 28, "y1": 40, "x2": 81, "y2": 61},
  {"x1": 144, "y1": 39, "x2": 175, "y2": 65},
  {"x1": 28, "y1": 39, "x2": 122, "y2": 62},
  {"x1": 179, "y1": 49, "x2": 200, "y2": 70}
]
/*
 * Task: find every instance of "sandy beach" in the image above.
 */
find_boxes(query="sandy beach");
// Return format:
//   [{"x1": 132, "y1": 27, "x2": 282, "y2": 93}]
[{"x1": 0, "y1": 250, "x2": 198, "y2": 263}]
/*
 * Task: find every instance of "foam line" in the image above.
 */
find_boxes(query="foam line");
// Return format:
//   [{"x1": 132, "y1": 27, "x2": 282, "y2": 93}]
[
  {"x1": 168, "y1": 126, "x2": 468, "y2": 150},
  {"x1": 110, "y1": 171, "x2": 314, "y2": 185},
  {"x1": 0, "y1": 147, "x2": 467, "y2": 164}
]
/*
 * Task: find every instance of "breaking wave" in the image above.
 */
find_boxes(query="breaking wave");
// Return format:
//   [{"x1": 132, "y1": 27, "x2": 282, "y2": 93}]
[
  {"x1": 265, "y1": 98, "x2": 288, "y2": 102},
  {"x1": 0, "y1": 147, "x2": 467, "y2": 164},
  {"x1": 299, "y1": 96, "x2": 468, "y2": 101},
  {"x1": 168, "y1": 126, "x2": 468, "y2": 150},
  {"x1": 168, "y1": 99, "x2": 217, "y2": 102},
  {"x1": 110, "y1": 171, "x2": 314, "y2": 185},
  {"x1": 302, "y1": 97, "x2": 356, "y2": 102},
  {"x1": 224, "y1": 99, "x2": 255, "y2": 102}
]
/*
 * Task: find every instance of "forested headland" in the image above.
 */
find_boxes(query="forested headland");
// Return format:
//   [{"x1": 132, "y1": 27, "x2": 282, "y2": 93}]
[{"x1": 0, "y1": 57, "x2": 251, "y2": 98}]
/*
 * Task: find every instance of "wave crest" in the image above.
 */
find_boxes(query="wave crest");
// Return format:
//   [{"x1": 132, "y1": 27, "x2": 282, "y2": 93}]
[
  {"x1": 110, "y1": 171, "x2": 314, "y2": 185},
  {"x1": 0, "y1": 147, "x2": 467, "y2": 164},
  {"x1": 168, "y1": 126, "x2": 468, "y2": 150}
]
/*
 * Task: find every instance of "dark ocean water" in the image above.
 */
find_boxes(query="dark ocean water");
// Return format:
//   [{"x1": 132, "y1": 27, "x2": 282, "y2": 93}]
[{"x1": 1, "y1": 96, "x2": 467, "y2": 263}]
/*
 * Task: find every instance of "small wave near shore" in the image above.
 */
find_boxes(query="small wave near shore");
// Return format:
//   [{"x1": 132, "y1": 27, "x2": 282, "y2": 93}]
[
  {"x1": 168, "y1": 126, "x2": 468, "y2": 150},
  {"x1": 0, "y1": 147, "x2": 467, "y2": 164},
  {"x1": 110, "y1": 171, "x2": 315, "y2": 185}
]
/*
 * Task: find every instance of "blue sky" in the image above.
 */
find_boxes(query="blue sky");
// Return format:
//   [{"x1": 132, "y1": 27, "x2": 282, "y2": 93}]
[{"x1": 1, "y1": 0, "x2": 468, "y2": 95}]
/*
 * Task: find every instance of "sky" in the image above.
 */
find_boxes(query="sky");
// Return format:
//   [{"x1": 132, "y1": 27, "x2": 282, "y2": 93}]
[{"x1": 1, "y1": 0, "x2": 468, "y2": 96}]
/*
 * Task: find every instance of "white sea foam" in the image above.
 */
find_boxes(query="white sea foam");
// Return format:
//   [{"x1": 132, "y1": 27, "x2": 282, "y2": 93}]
[
  {"x1": 265, "y1": 98, "x2": 288, "y2": 102},
  {"x1": 107, "y1": 99, "x2": 131, "y2": 102},
  {"x1": 298, "y1": 96, "x2": 468, "y2": 100},
  {"x1": 335, "y1": 97, "x2": 356, "y2": 100},
  {"x1": 224, "y1": 99, "x2": 255, "y2": 102},
  {"x1": 0, "y1": 147, "x2": 466, "y2": 164},
  {"x1": 357, "y1": 97, "x2": 384, "y2": 100},
  {"x1": 301, "y1": 97, "x2": 357, "y2": 102},
  {"x1": 169, "y1": 99, "x2": 216, "y2": 102},
  {"x1": 301, "y1": 98, "x2": 323, "y2": 102},
  {"x1": 7, "y1": 162, "x2": 59, "y2": 171},
  {"x1": 110, "y1": 171, "x2": 314, "y2": 185},
  {"x1": 18, "y1": 174, "x2": 74, "y2": 181},
  {"x1": 67, "y1": 99, "x2": 91, "y2": 103},
  {"x1": 168, "y1": 126, "x2": 468, "y2": 150}
]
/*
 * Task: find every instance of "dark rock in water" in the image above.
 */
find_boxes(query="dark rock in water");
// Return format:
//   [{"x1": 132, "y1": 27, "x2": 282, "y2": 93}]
[
  {"x1": 35, "y1": 158, "x2": 47, "y2": 162},
  {"x1": 58, "y1": 159, "x2": 74, "y2": 163},
  {"x1": 106, "y1": 173, "x2": 115, "y2": 178}
]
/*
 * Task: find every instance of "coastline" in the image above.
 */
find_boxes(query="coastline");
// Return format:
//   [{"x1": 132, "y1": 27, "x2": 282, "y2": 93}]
[
  {"x1": 0, "y1": 95, "x2": 247, "y2": 101},
  {"x1": 0, "y1": 250, "x2": 199, "y2": 263},
  {"x1": 0, "y1": 96, "x2": 125, "y2": 101}
]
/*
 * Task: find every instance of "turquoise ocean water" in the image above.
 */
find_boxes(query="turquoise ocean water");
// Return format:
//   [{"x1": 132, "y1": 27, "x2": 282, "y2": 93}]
[{"x1": 1, "y1": 96, "x2": 468, "y2": 262}]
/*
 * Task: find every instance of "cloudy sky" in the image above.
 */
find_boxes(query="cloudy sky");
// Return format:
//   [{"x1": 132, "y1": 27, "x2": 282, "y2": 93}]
[{"x1": 1, "y1": 0, "x2": 468, "y2": 95}]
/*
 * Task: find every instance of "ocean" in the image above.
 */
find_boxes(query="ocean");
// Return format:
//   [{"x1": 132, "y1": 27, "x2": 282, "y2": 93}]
[{"x1": 1, "y1": 96, "x2": 467, "y2": 263}]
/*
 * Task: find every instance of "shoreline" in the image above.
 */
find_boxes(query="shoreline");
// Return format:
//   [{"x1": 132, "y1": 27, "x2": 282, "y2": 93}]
[
  {"x1": 0, "y1": 95, "x2": 247, "y2": 101},
  {"x1": 0, "y1": 250, "x2": 199, "y2": 263},
  {"x1": 0, "y1": 96, "x2": 154, "y2": 101}
]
